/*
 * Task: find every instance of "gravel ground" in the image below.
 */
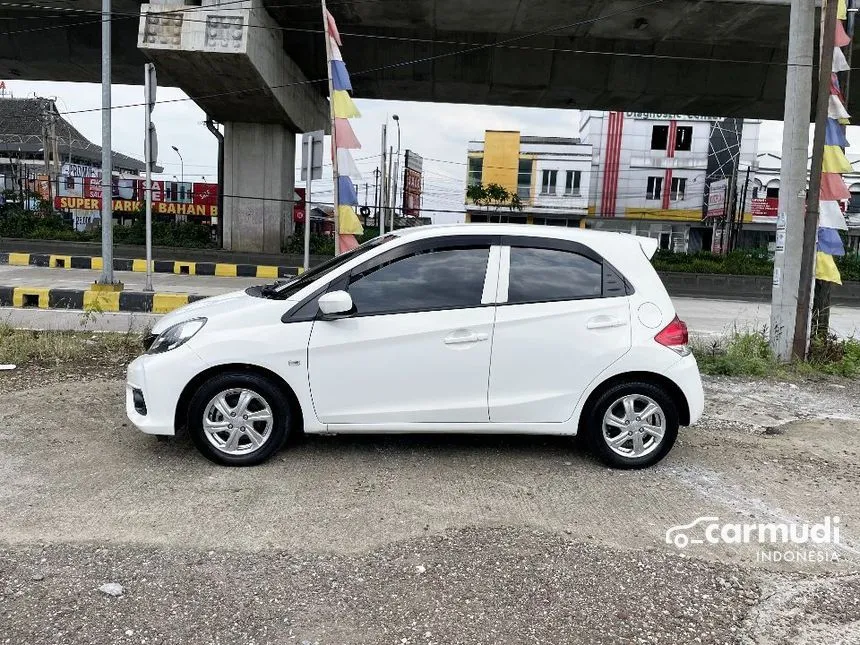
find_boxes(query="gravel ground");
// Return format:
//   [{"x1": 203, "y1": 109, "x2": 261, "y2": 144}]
[{"x1": 2, "y1": 358, "x2": 860, "y2": 644}]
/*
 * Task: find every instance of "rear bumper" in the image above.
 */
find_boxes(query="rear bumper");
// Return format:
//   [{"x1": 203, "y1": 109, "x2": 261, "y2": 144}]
[{"x1": 664, "y1": 354, "x2": 705, "y2": 425}]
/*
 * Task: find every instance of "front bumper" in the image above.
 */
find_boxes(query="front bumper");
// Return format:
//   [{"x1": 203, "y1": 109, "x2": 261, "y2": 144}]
[
  {"x1": 126, "y1": 344, "x2": 207, "y2": 436},
  {"x1": 664, "y1": 353, "x2": 705, "y2": 425}
]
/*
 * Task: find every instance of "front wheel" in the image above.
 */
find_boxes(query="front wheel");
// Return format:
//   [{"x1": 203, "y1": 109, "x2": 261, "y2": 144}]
[
  {"x1": 188, "y1": 372, "x2": 291, "y2": 466},
  {"x1": 585, "y1": 382, "x2": 679, "y2": 469}
]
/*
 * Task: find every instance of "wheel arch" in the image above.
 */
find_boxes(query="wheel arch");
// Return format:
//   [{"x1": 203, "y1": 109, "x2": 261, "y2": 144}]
[
  {"x1": 174, "y1": 363, "x2": 305, "y2": 435},
  {"x1": 576, "y1": 370, "x2": 691, "y2": 433}
]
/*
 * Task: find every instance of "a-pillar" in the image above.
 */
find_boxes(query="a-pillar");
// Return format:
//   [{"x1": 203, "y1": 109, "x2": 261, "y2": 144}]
[{"x1": 222, "y1": 122, "x2": 295, "y2": 254}]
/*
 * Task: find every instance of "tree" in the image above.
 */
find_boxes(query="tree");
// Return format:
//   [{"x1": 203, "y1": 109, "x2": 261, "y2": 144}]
[{"x1": 466, "y1": 182, "x2": 523, "y2": 213}]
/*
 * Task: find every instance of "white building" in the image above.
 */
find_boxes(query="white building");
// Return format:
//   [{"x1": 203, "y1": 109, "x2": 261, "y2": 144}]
[
  {"x1": 465, "y1": 132, "x2": 592, "y2": 225},
  {"x1": 578, "y1": 111, "x2": 761, "y2": 252}
]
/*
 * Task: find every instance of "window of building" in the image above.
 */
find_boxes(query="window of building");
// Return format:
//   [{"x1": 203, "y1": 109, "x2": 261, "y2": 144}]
[
  {"x1": 541, "y1": 169, "x2": 558, "y2": 195},
  {"x1": 564, "y1": 170, "x2": 581, "y2": 196},
  {"x1": 670, "y1": 177, "x2": 687, "y2": 201},
  {"x1": 675, "y1": 126, "x2": 693, "y2": 151},
  {"x1": 766, "y1": 186, "x2": 779, "y2": 199},
  {"x1": 517, "y1": 159, "x2": 533, "y2": 199},
  {"x1": 508, "y1": 248, "x2": 602, "y2": 304},
  {"x1": 651, "y1": 126, "x2": 669, "y2": 150},
  {"x1": 849, "y1": 192, "x2": 860, "y2": 213},
  {"x1": 646, "y1": 176, "x2": 663, "y2": 200},
  {"x1": 467, "y1": 156, "x2": 482, "y2": 187},
  {"x1": 347, "y1": 246, "x2": 490, "y2": 315}
]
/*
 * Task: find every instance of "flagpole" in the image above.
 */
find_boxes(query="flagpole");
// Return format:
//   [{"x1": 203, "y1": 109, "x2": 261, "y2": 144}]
[{"x1": 322, "y1": 0, "x2": 340, "y2": 256}]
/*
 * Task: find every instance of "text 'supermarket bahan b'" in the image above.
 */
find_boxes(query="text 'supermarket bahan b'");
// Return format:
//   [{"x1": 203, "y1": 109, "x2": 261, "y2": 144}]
[{"x1": 126, "y1": 224, "x2": 704, "y2": 468}]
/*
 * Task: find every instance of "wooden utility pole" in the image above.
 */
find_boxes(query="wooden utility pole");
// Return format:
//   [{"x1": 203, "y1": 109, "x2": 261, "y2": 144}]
[{"x1": 795, "y1": 0, "x2": 838, "y2": 355}]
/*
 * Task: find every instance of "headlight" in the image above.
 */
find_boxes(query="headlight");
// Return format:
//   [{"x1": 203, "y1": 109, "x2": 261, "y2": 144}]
[{"x1": 147, "y1": 318, "x2": 207, "y2": 354}]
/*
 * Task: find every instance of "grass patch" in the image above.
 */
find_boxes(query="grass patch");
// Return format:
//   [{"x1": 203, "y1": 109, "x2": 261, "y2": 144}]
[
  {"x1": 0, "y1": 324, "x2": 142, "y2": 367},
  {"x1": 693, "y1": 328, "x2": 860, "y2": 379}
]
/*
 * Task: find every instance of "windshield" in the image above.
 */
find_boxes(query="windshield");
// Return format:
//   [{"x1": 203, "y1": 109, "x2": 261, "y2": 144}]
[{"x1": 272, "y1": 234, "x2": 398, "y2": 299}]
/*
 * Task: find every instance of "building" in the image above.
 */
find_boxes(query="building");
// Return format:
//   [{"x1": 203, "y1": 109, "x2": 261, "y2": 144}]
[
  {"x1": 464, "y1": 116, "x2": 763, "y2": 250},
  {"x1": 465, "y1": 132, "x2": 592, "y2": 226},
  {"x1": 0, "y1": 96, "x2": 148, "y2": 192},
  {"x1": 579, "y1": 111, "x2": 761, "y2": 252}
]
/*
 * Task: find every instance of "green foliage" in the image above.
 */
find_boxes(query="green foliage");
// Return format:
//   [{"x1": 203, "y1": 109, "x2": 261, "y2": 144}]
[
  {"x1": 653, "y1": 248, "x2": 860, "y2": 282},
  {"x1": 693, "y1": 328, "x2": 860, "y2": 379},
  {"x1": 465, "y1": 182, "x2": 523, "y2": 211},
  {"x1": 0, "y1": 205, "x2": 215, "y2": 249}
]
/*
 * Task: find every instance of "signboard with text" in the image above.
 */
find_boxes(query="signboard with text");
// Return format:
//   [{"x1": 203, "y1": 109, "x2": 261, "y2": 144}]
[{"x1": 54, "y1": 178, "x2": 219, "y2": 216}]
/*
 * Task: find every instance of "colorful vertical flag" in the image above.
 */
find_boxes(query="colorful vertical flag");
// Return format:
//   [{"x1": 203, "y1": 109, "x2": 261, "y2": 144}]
[
  {"x1": 324, "y1": 5, "x2": 363, "y2": 251},
  {"x1": 816, "y1": 0, "x2": 854, "y2": 285}
]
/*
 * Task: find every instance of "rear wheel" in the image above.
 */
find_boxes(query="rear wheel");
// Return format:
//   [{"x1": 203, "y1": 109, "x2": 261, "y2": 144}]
[
  {"x1": 188, "y1": 372, "x2": 291, "y2": 466},
  {"x1": 585, "y1": 382, "x2": 678, "y2": 469}
]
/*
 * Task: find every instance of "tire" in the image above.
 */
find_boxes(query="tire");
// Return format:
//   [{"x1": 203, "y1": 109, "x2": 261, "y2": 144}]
[
  {"x1": 585, "y1": 381, "x2": 679, "y2": 469},
  {"x1": 187, "y1": 371, "x2": 291, "y2": 466}
]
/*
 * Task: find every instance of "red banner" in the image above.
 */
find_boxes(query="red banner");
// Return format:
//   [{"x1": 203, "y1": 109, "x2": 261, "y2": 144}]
[
  {"x1": 54, "y1": 179, "x2": 219, "y2": 216},
  {"x1": 750, "y1": 197, "x2": 778, "y2": 217}
]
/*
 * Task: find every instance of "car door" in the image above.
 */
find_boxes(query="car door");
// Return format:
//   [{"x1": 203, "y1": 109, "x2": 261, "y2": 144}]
[
  {"x1": 488, "y1": 237, "x2": 632, "y2": 423},
  {"x1": 307, "y1": 236, "x2": 500, "y2": 426}
]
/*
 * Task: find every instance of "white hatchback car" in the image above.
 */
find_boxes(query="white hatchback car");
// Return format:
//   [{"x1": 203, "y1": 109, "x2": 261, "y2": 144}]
[{"x1": 127, "y1": 224, "x2": 703, "y2": 469}]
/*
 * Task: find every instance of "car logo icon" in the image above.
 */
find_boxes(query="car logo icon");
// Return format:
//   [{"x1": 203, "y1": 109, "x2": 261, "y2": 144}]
[{"x1": 665, "y1": 516, "x2": 720, "y2": 549}]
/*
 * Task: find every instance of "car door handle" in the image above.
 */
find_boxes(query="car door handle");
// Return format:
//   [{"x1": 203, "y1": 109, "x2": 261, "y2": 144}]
[
  {"x1": 444, "y1": 332, "x2": 489, "y2": 345},
  {"x1": 586, "y1": 316, "x2": 628, "y2": 330}
]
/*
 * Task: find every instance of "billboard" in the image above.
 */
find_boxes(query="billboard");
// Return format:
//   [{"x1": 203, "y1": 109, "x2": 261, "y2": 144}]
[
  {"x1": 705, "y1": 179, "x2": 728, "y2": 219},
  {"x1": 750, "y1": 197, "x2": 779, "y2": 218},
  {"x1": 402, "y1": 150, "x2": 423, "y2": 217},
  {"x1": 54, "y1": 177, "x2": 218, "y2": 217},
  {"x1": 702, "y1": 118, "x2": 744, "y2": 220}
]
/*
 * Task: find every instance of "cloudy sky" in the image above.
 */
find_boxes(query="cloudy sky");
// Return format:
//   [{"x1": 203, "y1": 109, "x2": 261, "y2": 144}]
[{"x1": 4, "y1": 79, "x2": 849, "y2": 223}]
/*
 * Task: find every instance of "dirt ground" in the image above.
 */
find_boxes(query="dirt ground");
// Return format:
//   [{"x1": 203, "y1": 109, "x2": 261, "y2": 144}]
[{"x1": 1, "y1": 357, "x2": 860, "y2": 644}]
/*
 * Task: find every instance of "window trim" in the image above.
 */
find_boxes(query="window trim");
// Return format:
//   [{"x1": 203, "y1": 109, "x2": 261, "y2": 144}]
[{"x1": 339, "y1": 234, "x2": 501, "y2": 318}]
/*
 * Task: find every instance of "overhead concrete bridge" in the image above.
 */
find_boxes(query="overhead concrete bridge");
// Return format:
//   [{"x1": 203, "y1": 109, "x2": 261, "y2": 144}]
[{"x1": 0, "y1": 0, "x2": 825, "y2": 251}]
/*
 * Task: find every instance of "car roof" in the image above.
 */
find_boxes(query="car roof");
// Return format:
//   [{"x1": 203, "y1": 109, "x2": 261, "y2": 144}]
[{"x1": 391, "y1": 222, "x2": 654, "y2": 252}]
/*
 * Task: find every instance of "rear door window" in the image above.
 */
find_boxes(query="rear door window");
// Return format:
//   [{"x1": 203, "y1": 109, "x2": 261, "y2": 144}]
[{"x1": 507, "y1": 247, "x2": 602, "y2": 304}]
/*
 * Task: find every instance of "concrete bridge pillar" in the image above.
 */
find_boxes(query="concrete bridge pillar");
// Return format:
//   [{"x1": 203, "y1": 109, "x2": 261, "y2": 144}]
[
  {"x1": 223, "y1": 122, "x2": 294, "y2": 254},
  {"x1": 138, "y1": 0, "x2": 328, "y2": 253}
]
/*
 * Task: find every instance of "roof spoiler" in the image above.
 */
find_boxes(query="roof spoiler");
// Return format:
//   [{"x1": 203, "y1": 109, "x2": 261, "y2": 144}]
[{"x1": 638, "y1": 236, "x2": 659, "y2": 260}]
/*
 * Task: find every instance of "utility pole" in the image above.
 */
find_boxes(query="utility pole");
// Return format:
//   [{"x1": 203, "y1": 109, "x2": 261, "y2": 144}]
[
  {"x1": 379, "y1": 124, "x2": 387, "y2": 235},
  {"x1": 97, "y1": 0, "x2": 115, "y2": 286},
  {"x1": 770, "y1": 0, "x2": 814, "y2": 362},
  {"x1": 373, "y1": 168, "x2": 380, "y2": 227},
  {"x1": 794, "y1": 0, "x2": 838, "y2": 356}
]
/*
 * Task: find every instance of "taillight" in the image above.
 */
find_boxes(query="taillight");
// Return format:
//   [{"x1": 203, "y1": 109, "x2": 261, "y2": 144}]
[{"x1": 655, "y1": 315, "x2": 690, "y2": 356}]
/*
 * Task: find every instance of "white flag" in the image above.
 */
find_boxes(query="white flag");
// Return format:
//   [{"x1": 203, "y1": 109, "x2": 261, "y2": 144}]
[
  {"x1": 829, "y1": 95, "x2": 850, "y2": 120},
  {"x1": 820, "y1": 200, "x2": 848, "y2": 230},
  {"x1": 337, "y1": 148, "x2": 362, "y2": 179},
  {"x1": 833, "y1": 47, "x2": 850, "y2": 73}
]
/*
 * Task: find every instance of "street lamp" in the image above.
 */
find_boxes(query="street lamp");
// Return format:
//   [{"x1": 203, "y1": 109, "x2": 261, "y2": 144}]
[{"x1": 171, "y1": 145, "x2": 183, "y2": 184}]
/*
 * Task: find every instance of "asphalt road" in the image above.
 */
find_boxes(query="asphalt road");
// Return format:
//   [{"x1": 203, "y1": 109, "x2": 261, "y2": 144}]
[{"x1": 1, "y1": 370, "x2": 859, "y2": 644}]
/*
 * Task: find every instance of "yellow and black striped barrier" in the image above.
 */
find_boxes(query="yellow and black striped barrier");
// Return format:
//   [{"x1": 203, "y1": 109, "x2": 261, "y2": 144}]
[
  {"x1": 0, "y1": 252, "x2": 301, "y2": 279},
  {"x1": 0, "y1": 286, "x2": 209, "y2": 314}
]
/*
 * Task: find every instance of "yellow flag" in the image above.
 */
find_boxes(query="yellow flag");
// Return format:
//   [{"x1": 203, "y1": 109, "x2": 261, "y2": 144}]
[
  {"x1": 338, "y1": 205, "x2": 364, "y2": 235},
  {"x1": 815, "y1": 251, "x2": 842, "y2": 285},
  {"x1": 332, "y1": 91, "x2": 361, "y2": 119},
  {"x1": 823, "y1": 145, "x2": 853, "y2": 173},
  {"x1": 838, "y1": 0, "x2": 847, "y2": 20}
]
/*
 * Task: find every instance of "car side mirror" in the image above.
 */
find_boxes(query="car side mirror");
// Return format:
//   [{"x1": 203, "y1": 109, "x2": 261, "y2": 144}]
[{"x1": 318, "y1": 290, "x2": 355, "y2": 319}]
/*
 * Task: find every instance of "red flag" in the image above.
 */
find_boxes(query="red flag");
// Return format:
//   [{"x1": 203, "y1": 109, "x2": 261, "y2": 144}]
[
  {"x1": 836, "y1": 20, "x2": 851, "y2": 48},
  {"x1": 325, "y1": 9, "x2": 342, "y2": 46},
  {"x1": 821, "y1": 172, "x2": 851, "y2": 201}
]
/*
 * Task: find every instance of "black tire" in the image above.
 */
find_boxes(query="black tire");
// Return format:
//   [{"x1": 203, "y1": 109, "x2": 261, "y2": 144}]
[
  {"x1": 585, "y1": 381, "x2": 679, "y2": 469},
  {"x1": 187, "y1": 372, "x2": 291, "y2": 466}
]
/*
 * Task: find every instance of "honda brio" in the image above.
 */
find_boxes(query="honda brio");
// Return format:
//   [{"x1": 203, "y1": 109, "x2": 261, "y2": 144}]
[{"x1": 126, "y1": 224, "x2": 704, "y2": 469}]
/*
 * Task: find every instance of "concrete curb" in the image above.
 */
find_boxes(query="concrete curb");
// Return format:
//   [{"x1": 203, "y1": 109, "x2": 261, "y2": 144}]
[
  {"x1": 0, "y1": 251, "x2": 301, "y2": 280},
  {"x1": 0, "y1": 285, "x2": 209, "y2": 314}
]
